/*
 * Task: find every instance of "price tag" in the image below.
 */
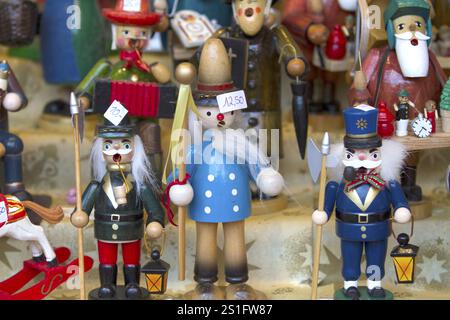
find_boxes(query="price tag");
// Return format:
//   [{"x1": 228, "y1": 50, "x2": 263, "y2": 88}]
[
  {"x1": 0, "y1": 200, "x2": 7, "y2": 226},
  {"x1": 216, "y1": 90, "x2": 248, "y2": 114},
  {"x1": 104, "y1": 100, "x2": 129, "y2": 126},
  {"x1": 123, "y1": 0, "x2": 141, "y2": 12}
]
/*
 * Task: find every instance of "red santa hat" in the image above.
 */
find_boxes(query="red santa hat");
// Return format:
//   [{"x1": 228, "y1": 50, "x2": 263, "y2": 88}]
[{"x1": 103, "y1": 0, "x2": 161, "y2": 26}]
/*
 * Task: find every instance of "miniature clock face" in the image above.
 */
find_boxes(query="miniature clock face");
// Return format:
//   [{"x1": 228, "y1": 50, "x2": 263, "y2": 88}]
[{"x1": 411, "y1": 117, "x2": 432, "y2": 138}]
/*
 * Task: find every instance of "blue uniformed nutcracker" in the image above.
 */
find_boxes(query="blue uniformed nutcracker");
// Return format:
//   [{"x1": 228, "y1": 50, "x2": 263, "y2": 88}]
[
  {"x1": 312, "y1": 105, "x2": 412, "y2": 300},
  {"x1": 167, "y1": 39, "x2": 284, "y2": 300}
]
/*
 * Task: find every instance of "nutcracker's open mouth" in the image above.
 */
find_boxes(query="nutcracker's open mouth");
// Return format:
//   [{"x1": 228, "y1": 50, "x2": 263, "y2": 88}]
[
  {"x1": 357, "y1": 167, "x2": 368, "y2": 175},
  {"x1": 410, "y1": 38, "x2": 418, "y2": 46},
  {"x1": 245, "y1": 8, "x2": 254, "y2": 17},
  {"x1": 113, "y1": 154, "x2": 122, "y2": 163},
  {"x1": 217, "y1": 121, "x2": 226, "y2": 128},
  {"x1": 128, "y1": 39, "x2": 144, "y2": 49}
]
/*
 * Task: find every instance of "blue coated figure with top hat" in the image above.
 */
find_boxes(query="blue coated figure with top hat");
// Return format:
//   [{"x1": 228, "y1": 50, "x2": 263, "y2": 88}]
[{"x1": 312, "y1": 105, "x2": 412, "y2": 300}]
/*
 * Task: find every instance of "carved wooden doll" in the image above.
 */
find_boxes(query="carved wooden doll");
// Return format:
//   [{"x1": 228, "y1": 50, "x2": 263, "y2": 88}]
[
  {"x1": 168, "y1": 39, "x2": 284, "y2": 300},
  {"x1": 75, "y1": 0, "x2": 172, "y2": 178},
  {"x1": 75, "y1": 107, "x2": 165, "y2": 299},
  {"x1": 313, "y1": 105, "x2": 412, "y2": 300}
]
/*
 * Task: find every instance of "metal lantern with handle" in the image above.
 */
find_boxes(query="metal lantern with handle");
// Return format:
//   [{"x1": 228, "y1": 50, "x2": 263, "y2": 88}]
[
  {"x1": 390, "y1": 216, "x2": 419, "y2": 284},
  {"x1": 141, "y1": 249, "x2": 170, "y2": 295}
]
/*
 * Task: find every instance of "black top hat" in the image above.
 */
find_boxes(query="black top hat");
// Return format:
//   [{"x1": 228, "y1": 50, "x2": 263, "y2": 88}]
[{"x1": 97, "y1": 114, "x2": 135, "y2": 139}]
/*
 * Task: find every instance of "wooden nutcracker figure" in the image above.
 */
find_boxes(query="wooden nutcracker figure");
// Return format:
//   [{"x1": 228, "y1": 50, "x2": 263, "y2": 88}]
[
  {"x1": 424, "y1": 100, "x2": 438, "y2": 133},
  {"x1": 75, "y1": 0, "x2": 173, "y2": 178},
  {"x1": 283, "y1": 0, "x2": 358, "y2": 113},
  {"x1": 348, "y1": 0, "x2": 448, "y2": 203},
  {"x1": 167, "y1": 39, "x2": 284, "y2": 300},
  {"x1": 197, "y1": 0, "x2": 309, "y2": 159},
  {"x1": 0, "y1": 61, "x2": 33, "y2": 202},
  {"x1": 312, "y1": 105, "x2": 412, "y2": 300},
  {"x1": 74, "y1": 104, "x2": 165, "y2": 300}
]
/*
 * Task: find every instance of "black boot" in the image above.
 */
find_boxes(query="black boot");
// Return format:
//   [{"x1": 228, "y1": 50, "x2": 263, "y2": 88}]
[
  {"x1": 124, "y1": 265, "x2": 142, "y2": 299},
  {"x1": 98, "y1": 264, "x2": 117, "y2": 299},
  {"x1": 343, "y1": 287, "x2": 360, "y2": 300},
  {"x1": 368, "y1": 287, "x2": 386, "y2": 298}
]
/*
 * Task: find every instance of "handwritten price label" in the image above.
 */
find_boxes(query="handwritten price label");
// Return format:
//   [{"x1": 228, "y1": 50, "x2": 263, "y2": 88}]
[
  {"x1": 216, "y1": 90, "x2": 248, "y2": 114},
  {"x1": 104, "y1": 100, "x2": 128, "y2": 126}
]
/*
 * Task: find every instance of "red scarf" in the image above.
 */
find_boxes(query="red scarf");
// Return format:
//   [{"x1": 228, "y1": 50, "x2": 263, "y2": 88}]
[
  {"x1": 344, "y1": 169, "x2": 386, "y2": 192},
  {"x1": 119, "y1": 50, "x2": 151, "y2": 73}
]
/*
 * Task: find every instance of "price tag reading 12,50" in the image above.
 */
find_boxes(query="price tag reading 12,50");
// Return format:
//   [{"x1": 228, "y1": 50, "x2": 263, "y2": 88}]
[{"x1": 216, "y1": 90, "x2": 248, "y2": 114}]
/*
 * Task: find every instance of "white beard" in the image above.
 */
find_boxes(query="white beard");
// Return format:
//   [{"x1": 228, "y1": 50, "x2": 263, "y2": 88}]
[
  {"x1": 337, "y1": 0, "x2": 357, "y2": 11},
  {"x1": 395, "y1": 32, "x2": 430, "y2": 77}
]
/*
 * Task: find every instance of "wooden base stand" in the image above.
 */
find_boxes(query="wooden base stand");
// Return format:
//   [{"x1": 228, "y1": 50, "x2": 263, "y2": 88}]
[
  {"x1": 409, "y1": 197, "x2": 432, "y2": 220},
  {"x1": 89, "y1": 286, "x2": 149, "y2": 300},
  {"x1": 334, "y1": 287, "x2": 394, "y2": 300}
]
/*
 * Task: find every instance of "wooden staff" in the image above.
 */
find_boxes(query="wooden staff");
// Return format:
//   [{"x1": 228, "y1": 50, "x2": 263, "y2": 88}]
[
  {"x1": 69, "y1": 92, "x2": 89, "y2": 300},
  {"x1": 171, "y1": 63, "x2": 197, "y2": 280},
  {"x1": 311, "y1": 133, "x2": 330, "y2": 300}
]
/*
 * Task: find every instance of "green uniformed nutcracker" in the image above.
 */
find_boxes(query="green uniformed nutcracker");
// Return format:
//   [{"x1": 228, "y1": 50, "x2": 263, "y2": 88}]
[{"x1": 77, "y1": 104, "x2": 165, "y2": 300}]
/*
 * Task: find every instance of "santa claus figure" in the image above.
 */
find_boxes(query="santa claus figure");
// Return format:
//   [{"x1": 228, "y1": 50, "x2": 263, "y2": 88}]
[
  {"x1": 283, "y1": 0, "x2": 358, "y2": 113},
  {"x1": 348, "y1": 0, "x2": 447, "y2": 112},
  {"x1": 349, "y1": 0, "x2": 447, "y2": 203}
]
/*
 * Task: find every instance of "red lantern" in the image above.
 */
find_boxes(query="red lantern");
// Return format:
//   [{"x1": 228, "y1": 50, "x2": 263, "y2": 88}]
[
  {"x1": 377, "y1": 102, "x2": 395, "y2": 138},
  {"x1": 325, "y1": 25, "x2": 347, "y2": 60}
]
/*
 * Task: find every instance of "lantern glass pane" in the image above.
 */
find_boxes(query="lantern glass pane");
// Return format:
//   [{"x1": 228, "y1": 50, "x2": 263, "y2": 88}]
[{"x1": 393, "y1": 257, "x2": 415, "y2": 282}]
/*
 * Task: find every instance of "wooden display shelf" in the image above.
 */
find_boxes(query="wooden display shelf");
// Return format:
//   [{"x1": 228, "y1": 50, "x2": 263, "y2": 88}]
[{"x1": 392, "y1": 131, "x2": 450, "y2": 151}]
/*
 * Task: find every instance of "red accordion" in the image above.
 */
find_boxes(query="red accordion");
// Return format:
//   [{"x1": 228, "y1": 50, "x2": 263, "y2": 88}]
[{"x1": 93, "y1": 79, "x2": 177, "y2": 119}]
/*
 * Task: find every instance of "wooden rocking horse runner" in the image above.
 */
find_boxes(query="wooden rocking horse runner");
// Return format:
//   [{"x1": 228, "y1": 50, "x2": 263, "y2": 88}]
[{"x1": 0, "y1": 195, "x2": 94, "y2": 300}]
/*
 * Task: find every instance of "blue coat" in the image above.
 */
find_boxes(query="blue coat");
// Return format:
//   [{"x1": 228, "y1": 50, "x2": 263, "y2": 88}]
[
  {"x1": 324, "y1": 180, "x2": 409, "y2": 242},
  {"x1": 170, "y1": 142, "x2": 262, "y2": 223}
]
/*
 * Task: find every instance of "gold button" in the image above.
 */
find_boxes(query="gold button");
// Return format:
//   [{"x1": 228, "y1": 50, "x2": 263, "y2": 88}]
[
  {"x1": 112, "y1": 234, "x2": 118, "y2": 240},
  {"x1": 362, "y1": 234, "x2": 367, "y2": 239},
  {"x1": 112, "y1": 224, "x2": 119, "y2": 231},
  {"x1": 361, "y1": 226, "x2": 366, "y2": 232}
]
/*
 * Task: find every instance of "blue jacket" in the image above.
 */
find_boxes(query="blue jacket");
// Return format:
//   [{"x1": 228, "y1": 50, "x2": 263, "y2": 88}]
[
  {"x1": 324, "y1": 180, "x2": 409, "y2": 242},
  {"x1": 169, "y1": 141, "x2": 263, "y2": 223}
]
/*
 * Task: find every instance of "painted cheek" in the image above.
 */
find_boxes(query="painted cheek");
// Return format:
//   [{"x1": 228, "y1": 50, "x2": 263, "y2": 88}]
[
  {"x1": 255, "y1": 7, "x2": 262, "y2": 14},
  {"x1": 238, "y1": 8, "x2": 243, "y2": 16}
]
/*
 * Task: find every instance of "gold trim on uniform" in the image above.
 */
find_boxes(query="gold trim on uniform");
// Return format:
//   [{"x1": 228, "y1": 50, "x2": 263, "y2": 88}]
[{"x1": 344, "y1": 187, "x2": 380, "y2": 212}]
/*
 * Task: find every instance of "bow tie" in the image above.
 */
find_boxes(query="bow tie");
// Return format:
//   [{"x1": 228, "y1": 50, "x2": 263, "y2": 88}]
[
  {"x1": 119, "y1": 50, "x2": 151, "y2": 73},
  {"x1": 344, "y1": 169, "x2": 385, "y2": 192}
]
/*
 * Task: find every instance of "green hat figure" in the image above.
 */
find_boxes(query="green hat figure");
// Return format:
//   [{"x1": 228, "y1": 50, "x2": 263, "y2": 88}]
[
  {"x1": 399, "y1": 89, "x2": 410, "y2": 97},
  {"x1": 384, "y1": 0, "x2": 432, "y2": 49}
]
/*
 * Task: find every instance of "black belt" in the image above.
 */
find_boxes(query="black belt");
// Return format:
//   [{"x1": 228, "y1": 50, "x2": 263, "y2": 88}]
[
  {"x1": 336, "y1": 211, "x2": 391, "y2": 224},
  {"x1": 95, "y1": 213, "x2": 143, "y2": 222}
]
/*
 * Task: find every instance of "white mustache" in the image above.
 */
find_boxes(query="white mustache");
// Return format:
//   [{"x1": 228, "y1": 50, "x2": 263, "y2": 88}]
[
  {"x1": 102, "y1": 149, "x2": 132, "y2": 156},
  {"x1": 342, "y1": 159, "x2": 382, "y2": 169},
  {"x1": 395, "y1": 31, "x2": 430, "y2": 41}
]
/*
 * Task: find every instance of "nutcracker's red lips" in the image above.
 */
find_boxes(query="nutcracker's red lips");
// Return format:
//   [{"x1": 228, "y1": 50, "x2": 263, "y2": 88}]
[
  {"x1": 410, "y1": 38, "x2": 419, "y2": 46},
  {"x1": 113, "y1": 154, "x2": 122, "y2": 163}
]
